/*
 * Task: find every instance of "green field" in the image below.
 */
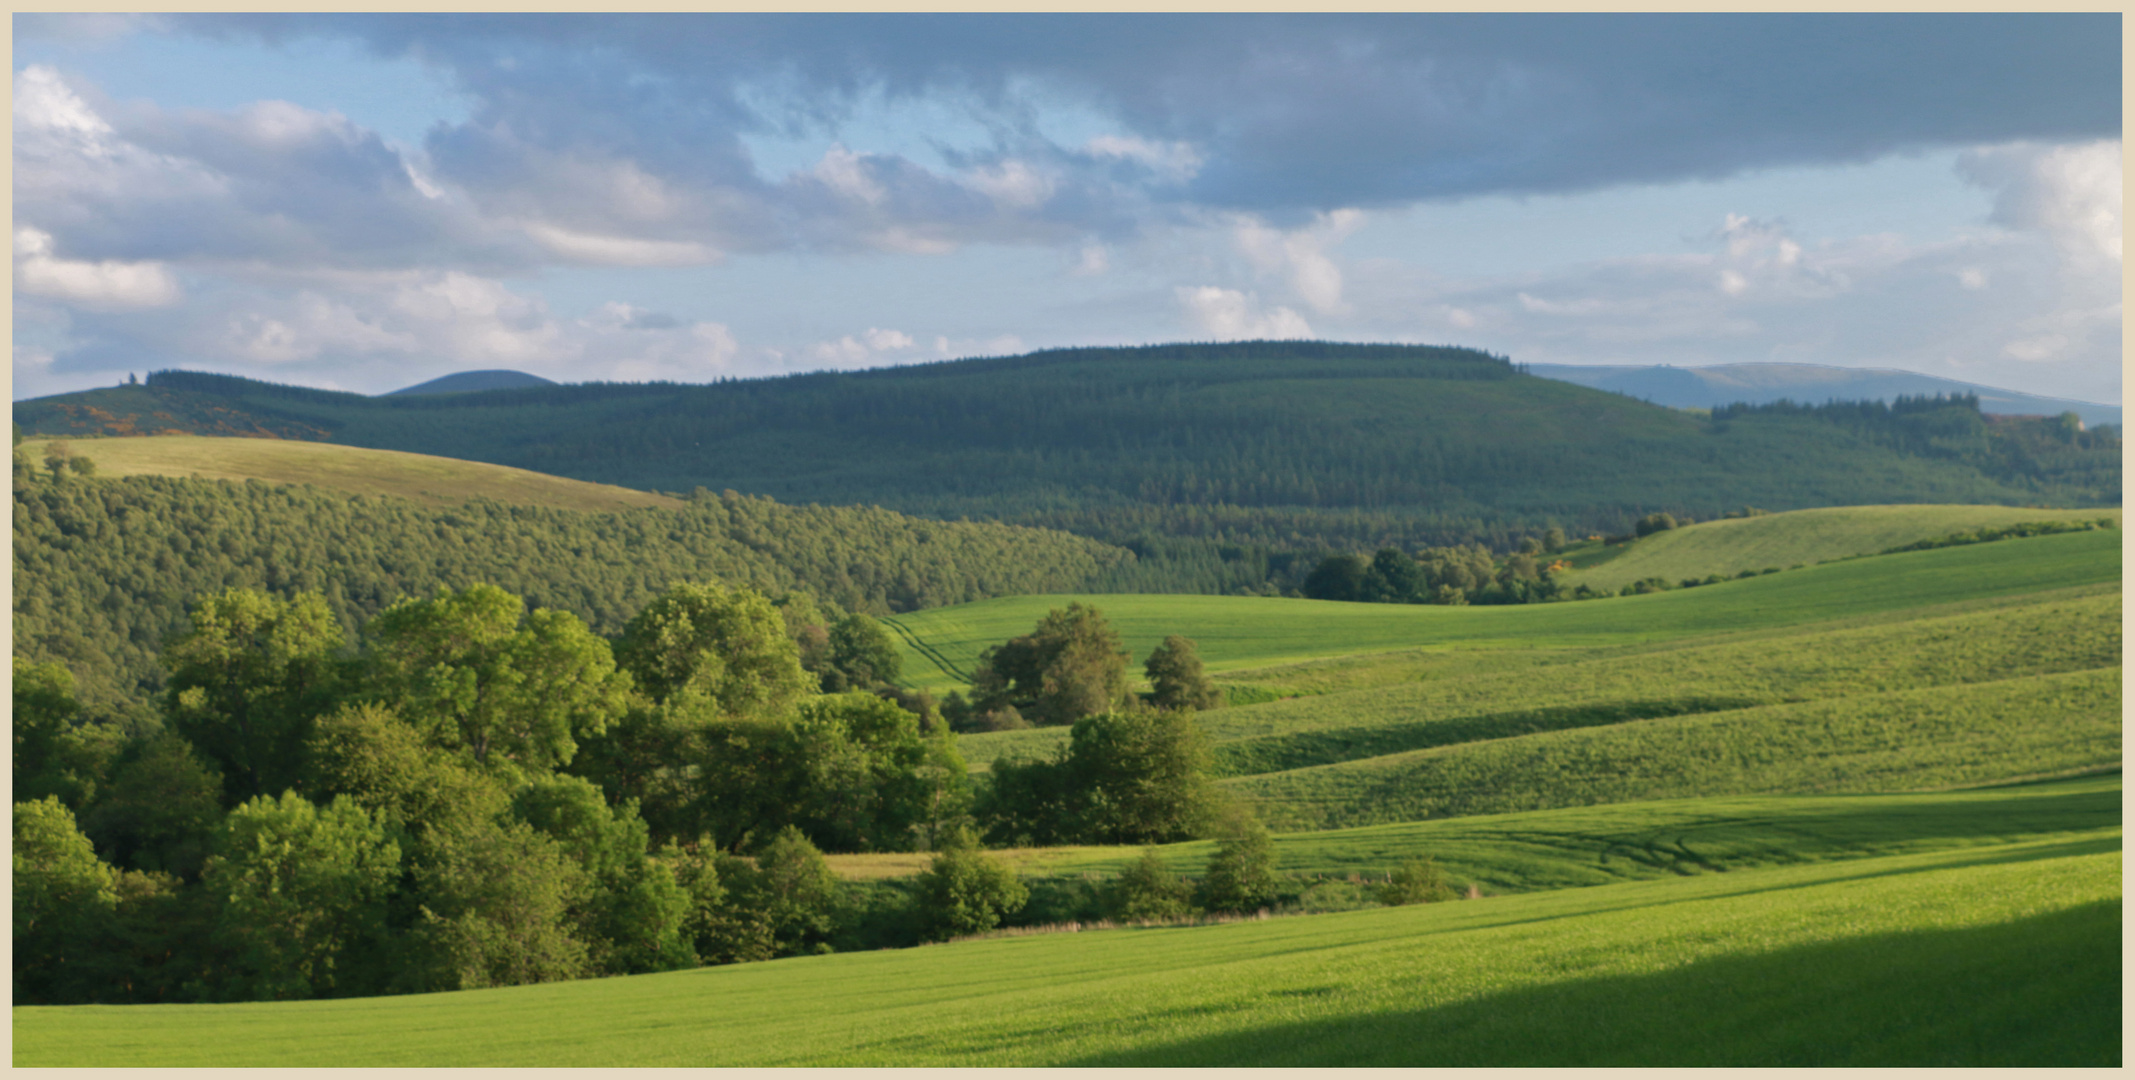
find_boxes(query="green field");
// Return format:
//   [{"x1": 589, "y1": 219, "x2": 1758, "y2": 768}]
[
  {"x1": 887, "y1": 526, "x2": 2123, "y2": 693},
  {"x1": 1561, "y1": 503, "x2": 2121, "y2": 591},
  {"x1": 17, "y1": 837, "x2": 2117, "y2": 1066},
  {"x1": 19, "y1": 434, "x2": 684, "y2": 512},
  {"x1": 825, "y1": 772, "x2": 2119, "y2": 892}
]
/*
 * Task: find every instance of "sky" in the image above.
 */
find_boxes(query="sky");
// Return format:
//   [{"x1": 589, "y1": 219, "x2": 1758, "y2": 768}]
[{"x1": 11, "y1": 13, "x2": 2123, "y2": 404}]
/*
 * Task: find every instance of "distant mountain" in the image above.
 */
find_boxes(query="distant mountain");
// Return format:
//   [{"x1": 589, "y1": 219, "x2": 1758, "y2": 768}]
[
  {"x1": 385, "y1": 369, "x2": 558, "y2": 396},
  {"x1": 1527, "y1": 363, "x2": 2120, "y2": 428}
]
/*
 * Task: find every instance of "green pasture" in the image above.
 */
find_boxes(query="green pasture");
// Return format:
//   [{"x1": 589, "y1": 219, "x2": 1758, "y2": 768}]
[
  {"x1": 1234, "y1": 668, "x2": 2121, "y2": 830},
  {"x1": 826, "y1": 771, "x2": 2119, "y2": 894},
  {"x1": 19, "y1": 435, "x2": 683, "y2": 512},
  {"x1": 1562, "y1": 503, "x2": 2120, "y2": 591},
  {"x1": 18, "y1": 837, "x2": 2117, "y2": 1067},
  {"x1": 884, "y1": 526, "x2": 2122, "y2": 692},
  {"x1": 953, "y1": 585, "x2": 2119, "y2": 773}
]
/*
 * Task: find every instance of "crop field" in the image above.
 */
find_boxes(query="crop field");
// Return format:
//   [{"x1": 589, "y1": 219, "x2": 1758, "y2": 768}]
[
  {"x1": 18, "y1": 435, "x2": 684, "y2": 512},
  {"x1": 884, "y1": 526, "x2": 2121, "y2": 692},
  {"x1": 1560, "y1": 503, "x2": 2121, "y2": 591},
  {"x1": 18, "y1": 837, "x2": 2117, "y2": 1067}
]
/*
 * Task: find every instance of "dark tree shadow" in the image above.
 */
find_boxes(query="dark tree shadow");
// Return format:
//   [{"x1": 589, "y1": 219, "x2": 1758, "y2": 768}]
[{"x1": 1063, "y1": 897, "x2": 2122, "y2": 1067}]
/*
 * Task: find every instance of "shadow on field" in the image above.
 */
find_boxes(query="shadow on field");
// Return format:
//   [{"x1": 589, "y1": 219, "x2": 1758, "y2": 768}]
[{"x1": 1063, "y1": 899, "x2": 2123, "y2": 1068}]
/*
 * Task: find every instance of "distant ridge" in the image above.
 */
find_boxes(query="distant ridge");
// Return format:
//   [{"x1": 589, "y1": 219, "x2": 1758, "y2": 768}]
[
  {"x1": 1528, "y1": 362, "x2": 2121, "y2": 428},
  {"x1": 385, "y1": 369, "x2": 559, "y2": 396}
]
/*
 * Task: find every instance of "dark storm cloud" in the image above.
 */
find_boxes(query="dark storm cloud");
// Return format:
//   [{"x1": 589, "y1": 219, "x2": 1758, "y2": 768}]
[{"x1": 171, "y1": 12, "x2": 2119, "y2": 218}]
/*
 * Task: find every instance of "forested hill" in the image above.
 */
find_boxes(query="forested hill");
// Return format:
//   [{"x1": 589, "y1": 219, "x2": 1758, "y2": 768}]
[
  {"x1": 11, "y1": 466, "x2": 1129, "y2": 728},
  {"x1": 15, "y1": 342, "x2": 2120, "y2": 552}
]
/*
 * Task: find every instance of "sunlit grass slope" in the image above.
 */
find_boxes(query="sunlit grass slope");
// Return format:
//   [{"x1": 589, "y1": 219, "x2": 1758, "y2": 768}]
[
  {"x1": 952, "y1": 584, "x2": 2119, "y2": 773},
  {"x1": 1232, "y1": 668, "x2": 2119, "y2": 830},
  {"x1": 19, "y1": 435, "x2": 683, "y2": 512},
  {"x1": 886, "y1": 527, "x2": 2121, "y2": 693},
  {"x1": 1562, "y1": 503, "x2": 2120, "y2": 591},
  {"x1": 17, "y1": 838, "x2": 2117, "y2": 1067},
  {"x1": 825, "y1": 772, "x2": 2119, "y2": 893}
]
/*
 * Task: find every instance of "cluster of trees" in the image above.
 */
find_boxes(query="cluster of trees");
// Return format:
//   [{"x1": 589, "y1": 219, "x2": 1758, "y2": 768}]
[
  {"x1": 1301, "y1": 533, "x2": 1568, "y2": 606},
  {"x1": 943, "y1": 605, "x2": 1223, "y2": 733},
  {"x1": 13, "y1": 584, "x2": 1271, "y2": 1004},
  {"x1": 12, "y1": 459, "x2": 1129, "y2": 728},
  {"x1": 13, "y1": 579, "x2": 975, "y2": 1004}
]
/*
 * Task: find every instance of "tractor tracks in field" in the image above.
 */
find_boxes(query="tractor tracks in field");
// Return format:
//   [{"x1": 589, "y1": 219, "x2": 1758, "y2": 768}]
[{"x1": 882, "y1": 615, "x2": 973, "y2": 685}]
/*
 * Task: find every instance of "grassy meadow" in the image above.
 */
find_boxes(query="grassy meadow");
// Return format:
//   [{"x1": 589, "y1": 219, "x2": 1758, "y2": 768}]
[
  {"x1": 12, "y1": 482, "x2": 2120, "y2": 1066},
  {"x1": 884, "y1": 524, "x2": 2121, "y2": 693},
  {"x1": 1561, "y1": 503, "x2": 2121, "y2": 590},
  {"x1": 19, "y1": 434, "x2": 684, "y2": 512},
  {"x1": 17, "y1": 836, "x2": 2117, "y2": 1067}
]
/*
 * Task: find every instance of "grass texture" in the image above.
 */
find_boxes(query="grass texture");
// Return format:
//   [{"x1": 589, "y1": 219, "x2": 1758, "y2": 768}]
[
  {"x1": 16, "y1": 836, "x2": 2117, "y2": 1067},
  {"x1": 1560, "y1": 503, "x2": 2119, "y2": 591}
]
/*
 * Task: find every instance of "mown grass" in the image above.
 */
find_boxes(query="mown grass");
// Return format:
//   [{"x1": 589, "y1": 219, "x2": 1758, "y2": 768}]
[
  {"x1": 1232, "y1": 668, "x2": 2121, "y2": 830},
  {"x1": 885, "y1": 526, "x2": 2121, "y2": 693},
  {"x1": 19, "y1": 435, "x2": 684, "y2": 512},
  {"x1": 17, "y1": 837, "x2": 2117, "y2": 1066},
  {"x1": 826, "y1": 772, "x2": 2120, "y2": 895},
  {"x1": 1561, "y1": 503, "x2": 2120, "y2": 591}
]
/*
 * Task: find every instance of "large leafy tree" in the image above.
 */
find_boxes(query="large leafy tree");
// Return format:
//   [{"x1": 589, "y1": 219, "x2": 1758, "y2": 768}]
[
  {"x1": 201, "y1": 792, "x2": 402, "y2": 1001},
  {"x1": 971, "y1": 603, "x2": 1130, "y2": 725},
  {"x1": 823, "y1": 613, "x2": 902, "y2": 691},
  {"x1": 616, "y1": 581, "x2": 816, "y2": 719},
  {"x1": 13, "y1": 797, "x2": 120, "y2": 1004},
  {"x1": 366, "y1": 584, "x2": 629, "y2": 773},
  {"x1": 1144, "y1": 635, "x2": 1224, "y2": 712},
  {"x1": 162, "y1": 588, "x2": 347, "y2": 805}
]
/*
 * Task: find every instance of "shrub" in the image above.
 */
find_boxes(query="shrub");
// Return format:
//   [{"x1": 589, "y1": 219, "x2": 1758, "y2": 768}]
[
  {"x1": 911, "y1": 831, "x2": 1029, "y2": 941},
  {"x1": 1104, "y1": 848, "x2": 1195, "y2": 922},
  {"x1": 1377, "y1": 856, "x2": 1458, "y2": 906},
  {"x1": 1196, "y1": 808, "x2": 1277, "y2": 913}
]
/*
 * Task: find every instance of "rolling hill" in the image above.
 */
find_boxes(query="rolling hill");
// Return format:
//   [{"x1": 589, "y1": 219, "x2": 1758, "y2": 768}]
[
  {"x1": 384, "y1": 369, "x2": 559, "y2": 396},
  {"x1": 1529, "y1": 361, "x2": 2123, "y2": 428},
  {"x1": 17, "y1": 435, "x2": 681, "y2": 512},
  {"x1": 1556, "y1": 503, "x2": 2121, "y2": 591},
  {"x1": 13, "y1": 343, "x2": 2119, "y2": 561}
]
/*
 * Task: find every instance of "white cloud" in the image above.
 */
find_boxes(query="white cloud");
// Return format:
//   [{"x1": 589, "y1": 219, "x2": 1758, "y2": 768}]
[
  {"x1": 1958, "y1": 267, "x2": 1988, "y2": 290},
  {"x1": 812, "y1": 144, "x2": 887, "y2": 206},
  {"x1": 14, "y1": 226, "x2": 182, "y2": 308},
  {"x1": 1959, "y1": 139, "x2": 2122, "y2": 264},
  {"x1": 809, "y1": 326, "x2": 919, "y2": 366},
  {"x1": 965, "y1": 159, "x2": 1055, "y2": 210},
  {"x1": 1232, "y1": 209, "x2": 1362, "y2": 314},
  {"x1": 1085, "y1": 135, "x2": 1205, "y2": 185},
  {"x1": 522, "y1": 223, "x2": 718, "y2": 266},
  {"x1": 1073, "y1": 243, "x2": 1109, "y2": 276},
  {"x1": 1176, "y1": 286, "x2": 1312, "y2": 339}
]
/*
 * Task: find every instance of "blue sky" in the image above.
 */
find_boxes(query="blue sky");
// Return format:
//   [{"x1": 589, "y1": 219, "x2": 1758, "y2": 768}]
[{"x1": 13, "y1": 13, "x2": 2122, "y2": 403}]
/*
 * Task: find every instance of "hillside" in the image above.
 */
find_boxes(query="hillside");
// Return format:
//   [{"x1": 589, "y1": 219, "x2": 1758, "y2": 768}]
[
  {"x1": 18, "y1": 435, "x2": 681, "y2": 512},
  {"x1": 13, "y1": 344, "x2": 2119, "y2": 563},
  {"x1": 385, "y1": 369, "x2": 558, "y2": 396},
  {"x1": 1559, "y1": 503, "x2": 2122, "y2": 591},
  {"x1": 11, "y1": 466, "x2": 1130, "y2": 725},
  {"x1": 17, "y1": 839, "x2": 2117, "y2": 1066},
  {"x1": 884, "y1": 526, "x2": 2123, "y2": 694},
  {"x1": 1529, "y1": 361, "x2": 2123, "y2": 428}
]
